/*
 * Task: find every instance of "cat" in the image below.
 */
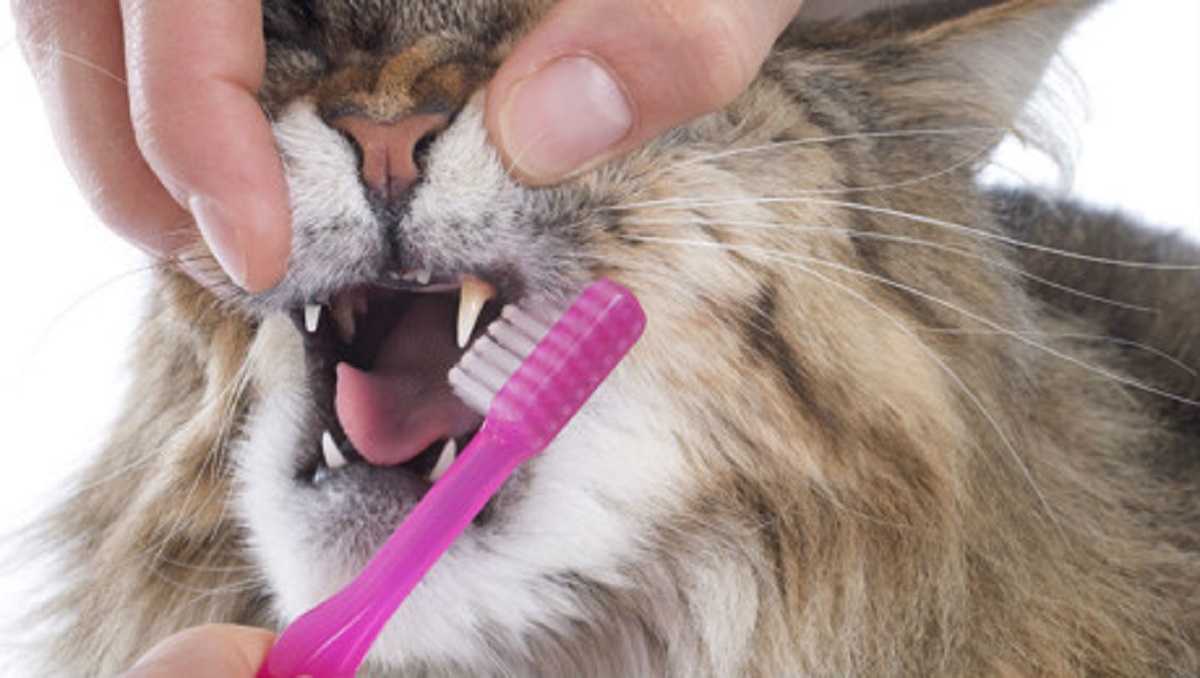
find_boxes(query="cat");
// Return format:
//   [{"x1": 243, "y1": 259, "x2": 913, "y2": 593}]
[{"x1": 21, "y1": 0, "x2": 1199, "y2": 675}]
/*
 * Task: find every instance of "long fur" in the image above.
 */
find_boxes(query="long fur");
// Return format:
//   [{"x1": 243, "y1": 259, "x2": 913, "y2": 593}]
[{"x1": 21, "y1": 1, "x2": 1199, "y2": 675}]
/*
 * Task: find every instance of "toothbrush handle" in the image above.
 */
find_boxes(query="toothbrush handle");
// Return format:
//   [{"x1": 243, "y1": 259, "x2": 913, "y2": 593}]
[{"x1": 258, "y1": 422, "x2": 524, "y2": 678}]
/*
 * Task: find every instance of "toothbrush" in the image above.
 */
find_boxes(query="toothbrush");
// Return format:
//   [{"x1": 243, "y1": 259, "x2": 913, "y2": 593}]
[{"x1": 257, "y1": 278, "x2": 646, "y2": 678}]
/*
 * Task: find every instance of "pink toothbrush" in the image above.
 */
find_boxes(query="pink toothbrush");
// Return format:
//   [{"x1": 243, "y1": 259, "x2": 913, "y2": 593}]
[{"x1": 257, "y1": 278, "x2": 646, "y2": 678}]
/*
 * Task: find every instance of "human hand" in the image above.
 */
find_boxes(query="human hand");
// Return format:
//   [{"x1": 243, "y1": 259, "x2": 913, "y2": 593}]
[
  {"x1": 13, "y1": 0, "x2": 291, "y2": 292},
  {"x1": 115, "y1": 624, "x2": 276, "y2": 678},
  {"x1": 485, "y1": 0, "x2": 805, "y2": 184},
  {"x1": 14, "y1": 0, "x2": 806, "y2": 293}
]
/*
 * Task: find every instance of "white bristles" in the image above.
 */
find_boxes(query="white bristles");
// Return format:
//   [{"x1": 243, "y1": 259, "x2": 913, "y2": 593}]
[
  {"x1": 461, "y1": 342, "x2": 511, "y2": 393},
  {"x1": 501, "y1": 305, "x2": 554, "y2": 345},
  {"x1": 475, "y1": 335, "x2": 525, "y2": 375},
  {"x1": 448, "y1": 364, "x2": 495, "y2": 415},
  {"x1": 488, "y1": 319, "x2": 539, "y2": 357},
  {"x1": 449, "y1": 301, "x2": 564, "y2": 415}
]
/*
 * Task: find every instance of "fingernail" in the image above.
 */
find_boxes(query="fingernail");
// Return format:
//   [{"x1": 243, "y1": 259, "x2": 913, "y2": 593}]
[
  {"x1": 189, "y1": 195, "x2": 249, "y2": 289},
  {"x1": 498, "y1": 55, "x2": 633, "y2": 182}
]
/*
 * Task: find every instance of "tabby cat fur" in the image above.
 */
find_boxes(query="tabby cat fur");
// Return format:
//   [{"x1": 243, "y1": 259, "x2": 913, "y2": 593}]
[{"x1": 23, "y1": 0, "x2": 1200, "y2": 676}]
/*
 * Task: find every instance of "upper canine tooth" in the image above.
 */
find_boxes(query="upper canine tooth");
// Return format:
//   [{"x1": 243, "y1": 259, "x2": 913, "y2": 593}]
[
  {"x1": 457, "y1": 275, "x2": 498, "y2": 349},
  {"x1": 304, "y1": 304, "x2": 322, "y2": 333},
  {"x1": 415, "y1": 268, "x2": 433, "y2": 286},
  {"x1": 322, "y1": 431, "x2": 349, "y2": 470}
]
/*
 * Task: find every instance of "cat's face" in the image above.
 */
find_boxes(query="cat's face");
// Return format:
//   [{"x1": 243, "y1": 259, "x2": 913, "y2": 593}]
[
  {"x1": 232, "y1": 2, "x2": 705, "y2": 669},
  {"x1": 209, "y1": 1, "x2": 1083, "y2": 672}
]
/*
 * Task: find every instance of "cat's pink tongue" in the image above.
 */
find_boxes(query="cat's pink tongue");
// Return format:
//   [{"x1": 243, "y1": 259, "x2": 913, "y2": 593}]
[{"x1": 334, "y1": 296, "x2": 480, "y2": 467}]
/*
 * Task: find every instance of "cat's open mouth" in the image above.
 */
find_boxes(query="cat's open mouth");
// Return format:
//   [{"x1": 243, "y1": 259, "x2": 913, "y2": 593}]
[{"x1": 289, "y1": 270, "x2": 507, "y2": 490}]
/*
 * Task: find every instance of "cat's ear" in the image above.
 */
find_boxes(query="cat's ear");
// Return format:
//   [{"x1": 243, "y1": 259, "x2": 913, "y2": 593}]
[{"x1": 887, "y1": 0, "x2": 1098, "y2": 126}]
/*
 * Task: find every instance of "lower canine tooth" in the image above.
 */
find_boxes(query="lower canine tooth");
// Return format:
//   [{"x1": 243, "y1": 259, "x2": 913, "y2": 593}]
[
  {"x1": 322, "y1": 431, "x2": 349, "y2": 470},
  {"x1": 429, "y1": 439, "x2": 457, "y2": 482}
]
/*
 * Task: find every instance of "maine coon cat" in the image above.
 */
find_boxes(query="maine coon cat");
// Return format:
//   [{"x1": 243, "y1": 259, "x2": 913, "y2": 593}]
[{"x1": 22, "y1": 0, "x2": 1199, "y2": 675}]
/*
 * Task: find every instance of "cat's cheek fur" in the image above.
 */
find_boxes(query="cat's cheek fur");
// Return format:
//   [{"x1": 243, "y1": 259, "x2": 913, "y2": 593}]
[
  {"x1": 401, "y1": 100, "x2": 586, "y2": 297},
  {"x1": 25, "y1": 2, "x2": 1199, "y2": 675},
  {"x1": 244, "y1": 101, "x2": 387, "y2": 311},
  {"x1": 235, "y1": 315, "x2": 691, "y2": 670}
]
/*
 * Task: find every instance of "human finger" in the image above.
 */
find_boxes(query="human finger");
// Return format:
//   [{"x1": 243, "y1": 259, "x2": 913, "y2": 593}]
[
  {"x1": 115, "y1": 624, "x2": 276, "y2": 678},
  {"x1": 120, "y1": 0, "x2": 291, "y2": 291},
  {"x1": 13, "y1": 0, "x2": 195, "y2": 259},
  {"x1": 486, "y1": 0, "x2": 804, "y2": 185}
]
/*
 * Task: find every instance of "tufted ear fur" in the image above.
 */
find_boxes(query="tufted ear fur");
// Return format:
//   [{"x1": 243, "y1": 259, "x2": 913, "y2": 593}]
[{"x1": 784, "y1": 0, "x2": 1099, "y2": 149}]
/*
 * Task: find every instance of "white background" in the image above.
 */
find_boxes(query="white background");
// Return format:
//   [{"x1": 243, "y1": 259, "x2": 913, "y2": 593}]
[{"x1": 0, "y1": 0, "x2": 1197, "y2": 673}]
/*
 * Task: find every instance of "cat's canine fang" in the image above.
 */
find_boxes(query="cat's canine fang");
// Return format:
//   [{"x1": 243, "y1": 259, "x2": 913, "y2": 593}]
[
  {"x1": 321, "y1": 430, "x2": 349, "y2": 470},
  {"x1": 305, "y1": 304, "x2": 323, "y2": 333},
  {"x1": 457, "y1": 275, "x2": 498, "y2": 349},
  {"x1": 429, "y1": 439, "x2": 457, "y2": 482}
]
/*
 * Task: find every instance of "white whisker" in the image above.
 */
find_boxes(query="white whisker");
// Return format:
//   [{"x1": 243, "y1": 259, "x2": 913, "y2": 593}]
[
  {"x1": 616, "y1": 196, "x2": 1200, "y2": 272},
  {"x1": 627, "y1": 234, "x2": 1069, "y2": 541},
  {"x1": 925, "y1": 328, "x2": 1198, "y2": 379},
  {"x1": 647, "y1": 126, "x2": 1006, "y2": 178},
  {"x1": 16, "y1": 39, "x2": 130, "y2": 86},
  {"x1": 623, "y1": 216, "x2": 1157, "y2": 314},
  {"x1": 147, "y1": 351, "x2": 256, "y2": 568},
  {"x1": 629, "y1": 233, "x2": 1199, "y2": 409}
]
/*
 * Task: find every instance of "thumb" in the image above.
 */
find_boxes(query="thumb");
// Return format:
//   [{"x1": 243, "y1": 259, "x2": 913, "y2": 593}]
[
  {"x1": 486, "y1": 0, "x2": 803, "y2": 185},
  {"x1": 116, "y1": 625, "x2": 276, "y2": 678}
]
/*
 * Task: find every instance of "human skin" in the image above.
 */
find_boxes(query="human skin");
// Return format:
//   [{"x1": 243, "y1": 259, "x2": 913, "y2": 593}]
[
  {"x1": 113, "y1": 625, "x2": 276, "y2": 678},
  {"x1": 13, "y1": 0, "x2": 912, "y2": 293}
]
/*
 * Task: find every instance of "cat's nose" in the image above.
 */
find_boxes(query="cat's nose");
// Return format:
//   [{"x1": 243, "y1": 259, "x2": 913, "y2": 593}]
[{"x1": 332, "y1": 113, "x2": 451, "y2": 204}]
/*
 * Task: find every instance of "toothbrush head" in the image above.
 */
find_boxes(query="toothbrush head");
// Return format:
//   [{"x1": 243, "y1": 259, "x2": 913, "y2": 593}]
[{"x1": 449, "y1": 279, "x2": 646, "y2": 449}]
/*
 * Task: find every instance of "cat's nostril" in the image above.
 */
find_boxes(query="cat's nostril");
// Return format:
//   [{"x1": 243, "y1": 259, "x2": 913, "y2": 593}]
[
  {"x1": 331, "y1": 113, "x2": 451, "y2": 205},
  {"x1": 413, "y1": 131, "x2": 439, "y2": 175}
]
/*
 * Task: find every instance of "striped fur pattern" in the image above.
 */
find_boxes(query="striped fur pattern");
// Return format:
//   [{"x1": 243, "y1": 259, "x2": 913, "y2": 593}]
[{"x1": 25, "y1": 1, "x2": 1199, "y2": 675}]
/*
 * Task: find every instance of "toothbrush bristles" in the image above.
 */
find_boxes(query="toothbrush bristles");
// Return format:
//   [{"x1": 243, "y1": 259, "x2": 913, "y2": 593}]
[
  {"x1": 449, "y1": 281, "x2": 645, "y2": 422},
  {"x1": 449, "y1": 299, "x2": 567, "y2": 414}
]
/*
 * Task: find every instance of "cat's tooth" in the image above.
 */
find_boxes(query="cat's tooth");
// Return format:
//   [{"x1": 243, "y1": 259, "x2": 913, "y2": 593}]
[
  {"x1": 457, "y1": 275, "x2": 498, "y2": 349},
  {"x1": 415, "y1": 268, "x2": 433, "y2": 286},
  {"x1": 429, "y1": 439, "x2": 457, "y2": 482},
  {"x1": 322, "y1": 431, "x2": 349, "y2": 470},
  {"x1": 331, "y1": 298, "x2": 357, "y2": 344},
  {"x1": 304, "y1": 304, "x2": 322, "y2": 333}
]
